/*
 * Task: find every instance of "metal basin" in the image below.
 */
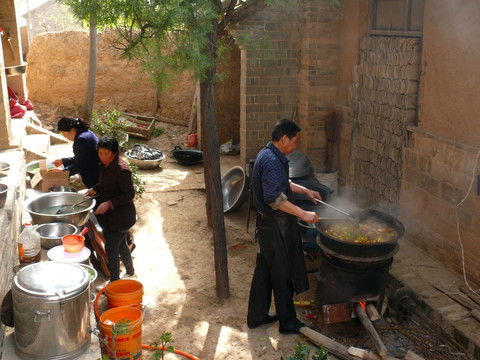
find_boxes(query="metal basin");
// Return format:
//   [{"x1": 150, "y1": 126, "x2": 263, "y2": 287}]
[
  {"x1": 49, "y1": 186, "x2": 77, "y2": 193},
  {"x1": 0, "y1": 183, "x2": 8, "y2": 208},
  {"x1": 24, "y1": 193, "x2": 95, "y2": 226},
  {"x1": 26, "y1": 160, "x2": 40, "y2": 178},
  {"x1": 125, "y1": 150, "x2": 165, "y2": 170},
  {"x1": 222, "y1": 166, "x2": 249, "y2": 213},
  {"x1": 34, "y1": 222, "x2": 78, "y2": 249}
]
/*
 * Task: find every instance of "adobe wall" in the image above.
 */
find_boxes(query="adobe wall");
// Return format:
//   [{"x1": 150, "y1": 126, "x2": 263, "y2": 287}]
[
  {"x1": 398, "y1": 0, "x2": 480, "y2": 287},
  {"x1": 418, "y1": 1, "x2": 480, "y2": 145},
  {"x1": 26, "y1": 30, "x2": 195, "y2": 121},
  {"x1": 399, "y1": 128, "x2": 480, "y2": 288}
]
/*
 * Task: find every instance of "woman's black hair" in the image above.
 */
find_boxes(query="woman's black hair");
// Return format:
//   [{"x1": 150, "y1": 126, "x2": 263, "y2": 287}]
[
  {"x1": 97, "y1": 135, "x2": 119, "y2": 154},
  {"x1": 57, "y1": 116, "x2": 89, "y2": 132}
]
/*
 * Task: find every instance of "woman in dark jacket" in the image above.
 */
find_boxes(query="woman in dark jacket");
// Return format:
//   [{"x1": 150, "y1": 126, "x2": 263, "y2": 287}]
[
  {"x1": 86, "y1": 135, "x2": 136, "y2": 283},
  {"x1": 53, "y1": 116, "x2": 100, "y2": 188}
]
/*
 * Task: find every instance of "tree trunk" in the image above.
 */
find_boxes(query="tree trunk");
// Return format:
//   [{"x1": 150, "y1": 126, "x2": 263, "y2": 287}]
[
  {"x1": 200, "y1": 20, "x2": 230, "y2": 300},
  {"x1": 82, "y1": 17, "x2": 97, "y2": 123}
]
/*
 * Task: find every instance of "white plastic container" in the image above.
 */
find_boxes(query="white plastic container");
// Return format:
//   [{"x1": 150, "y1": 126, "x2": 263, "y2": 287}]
[{"x1": 18, "y1": 223, "x2": 41, "y2": 263}]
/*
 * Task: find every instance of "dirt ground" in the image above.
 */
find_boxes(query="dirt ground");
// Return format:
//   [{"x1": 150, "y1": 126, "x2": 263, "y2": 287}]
[
  {"x1": 13, "y1": 104, "x2": 468, "y2": 360},
  {"x1": 31, "y1": 103, "x2": 314, "y2": 359}
]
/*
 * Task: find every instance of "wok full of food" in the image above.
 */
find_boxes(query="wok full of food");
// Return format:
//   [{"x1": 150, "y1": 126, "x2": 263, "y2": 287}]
[
  {"x1": 315, "y1": 209, "x2": 405, "y2": 261},
  {"x1": 322, "y1": 220, "x2": 397, "y2": 244}
]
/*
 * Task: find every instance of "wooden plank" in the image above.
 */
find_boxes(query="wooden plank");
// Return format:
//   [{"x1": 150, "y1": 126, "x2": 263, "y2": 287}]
[
  {"x1": 433, "y1": 283, "x2": 478, "y2": 311},
  {"x1": 459, "y1": 285, "x2": 480, "y2": 308}
]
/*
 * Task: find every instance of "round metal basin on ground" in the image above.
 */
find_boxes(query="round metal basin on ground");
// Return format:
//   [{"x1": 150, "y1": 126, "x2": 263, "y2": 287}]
[
  {"x1": 222, "y1": 166, "x2": 249, "y2": 213},
  {"x1": 24, "y1": 192, "x2": 95, "y2": 226},
  {"x1": 125, "y1": 150, "x2": 165, "y2": 170}
]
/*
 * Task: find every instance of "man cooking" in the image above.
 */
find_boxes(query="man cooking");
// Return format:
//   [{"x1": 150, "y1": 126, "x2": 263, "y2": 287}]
[{"x1": 247, "y1": 119, "x2": 320, "y2": 335}]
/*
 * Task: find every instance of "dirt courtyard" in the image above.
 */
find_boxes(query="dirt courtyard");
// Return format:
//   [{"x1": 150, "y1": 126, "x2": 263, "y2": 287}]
[{"x1": 105, "y1": 124, "x2": 317, "y2": 359}]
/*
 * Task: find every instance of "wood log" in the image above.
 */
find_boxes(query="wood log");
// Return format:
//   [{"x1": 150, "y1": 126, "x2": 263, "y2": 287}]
[
  {"x1": 366, "y1": 304, "x2": 381, "y2": 321},
  {"x1": 354, "y1": 303, "x2": 388, "y2": 358},
  {"x1": 404, "y1": 350, "x2": 425, "y2": 360},
  {"x1": 299, "y1": 327, "x2": 351, "y2": 360},
  {"x1": 348, "y1": 347, "x2": 399, "y2": 360}
]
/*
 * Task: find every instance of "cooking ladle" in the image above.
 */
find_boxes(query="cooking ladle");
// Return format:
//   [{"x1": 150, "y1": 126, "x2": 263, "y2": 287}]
[
  {"x1": 314, "y1": 198, "x2": 359, "y2": 226},
  {"x1": 56, "y1": 195, "x2": 97, "y2": 214}
]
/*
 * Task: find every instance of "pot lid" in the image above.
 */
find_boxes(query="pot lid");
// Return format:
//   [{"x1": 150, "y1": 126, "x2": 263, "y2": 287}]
[
  {"x1": 286, "y1": 150, "x2": 313, "y2": 178},
  {"x1": 13, "y1": 262, "x2": 89, "y2": 297}
]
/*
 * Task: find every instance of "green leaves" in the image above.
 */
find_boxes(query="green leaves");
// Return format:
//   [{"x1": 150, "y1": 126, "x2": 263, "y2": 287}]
[{"x1": 281, "y1": 342, "x2": 328, "y2": 360}]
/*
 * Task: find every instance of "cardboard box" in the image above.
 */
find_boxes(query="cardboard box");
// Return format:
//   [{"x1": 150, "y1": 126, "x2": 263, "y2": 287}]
[{"x1": 30, "y1": 160, "x2": 70, "y2": 192}]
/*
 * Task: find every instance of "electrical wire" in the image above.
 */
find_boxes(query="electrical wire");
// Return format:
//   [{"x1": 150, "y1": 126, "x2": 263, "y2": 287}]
[{"x1": 454, "y1": 150, "x2": 480, "y2": 297}]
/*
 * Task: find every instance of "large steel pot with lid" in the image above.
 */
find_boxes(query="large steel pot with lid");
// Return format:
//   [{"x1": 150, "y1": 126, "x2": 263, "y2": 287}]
[{"x1": 12, "y1": 262, "x2": 91, "y2": 360}]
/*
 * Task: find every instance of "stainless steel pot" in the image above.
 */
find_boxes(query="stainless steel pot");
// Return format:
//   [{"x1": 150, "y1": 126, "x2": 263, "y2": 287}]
[
  {"x1": 34, "y1": 222, "x2": 78, "y2": 249},
  {"x1": 24, "y1": 192, "x2": 95, "y2": 226},
  {"x1": 12, "y1": 262, "x2": 91, "y2": 360}
]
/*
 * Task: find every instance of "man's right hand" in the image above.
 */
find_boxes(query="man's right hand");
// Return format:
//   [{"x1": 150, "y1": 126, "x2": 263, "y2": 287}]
[{"x1": 301, "y1": 210, "x2": 319, "y2": 224}]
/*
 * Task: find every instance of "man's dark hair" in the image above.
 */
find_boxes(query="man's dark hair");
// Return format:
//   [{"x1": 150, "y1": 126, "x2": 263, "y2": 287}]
[
  {"x1": 97, "y1": 135, "x2": 119, "y2": 154},
  {"x1": 271, "y1": 119, "x2": 301, "y2": 141}
]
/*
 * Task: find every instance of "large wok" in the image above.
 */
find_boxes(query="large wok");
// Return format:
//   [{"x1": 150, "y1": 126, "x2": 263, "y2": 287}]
[
  {"x1": 312, "y1": 209, "x2": 405, "y2": 262},
  {"x1": 24, "y1": 193, "x2": 96, "y2": 227}
]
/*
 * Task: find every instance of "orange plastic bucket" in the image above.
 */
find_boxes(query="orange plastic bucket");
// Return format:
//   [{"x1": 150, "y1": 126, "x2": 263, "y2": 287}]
[
  {"x1": 98, "y1": 306, "x2": 143, "y2": 360},
  {"x1": 105, "y1": 279, "x2": 144, "y2": 309}
]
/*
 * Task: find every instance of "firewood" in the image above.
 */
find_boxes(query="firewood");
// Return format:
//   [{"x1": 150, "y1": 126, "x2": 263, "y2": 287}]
[
  {"x1": 354, "y1": 303, "x2": 388, "y2": 358},
  {"x1": 348, "y1": 347, "x2": 400, "y2": 360},
  {"x1": 366, "y1": 304, "x2": 381, "y2": 321},
  {"x1": 300, "y1": 326, "x2": 351, "y2": 360}
]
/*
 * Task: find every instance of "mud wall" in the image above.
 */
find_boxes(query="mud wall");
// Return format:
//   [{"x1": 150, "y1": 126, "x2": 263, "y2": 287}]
[
  {"x1": 418, "y1": 1, "x2": 480, "y2": 145},
  {"x1": 398, "y1": 0, "x2": 480, "y2": 288},
  {"x1": 26, "y1": 30, "x2": 195, "y2": 120}
]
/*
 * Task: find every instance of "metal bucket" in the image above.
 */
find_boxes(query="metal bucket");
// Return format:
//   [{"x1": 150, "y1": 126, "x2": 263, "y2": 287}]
[{"x1": 12, "y1": 262, "x2": 91, "y2": 360}]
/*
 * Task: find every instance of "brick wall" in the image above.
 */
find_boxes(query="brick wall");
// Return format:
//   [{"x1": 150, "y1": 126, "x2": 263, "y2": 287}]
[
  {"x1": 230, "y1": 0, "x2": 338, "y2": 166},
  {"x1": 216, "y1": 34, "x2": 241, "y2": 146},
  {"x1": 297, "y1": 0, "x2": 338, "y2": 169},
  {"x1": 399, "y1": 127, "x2": 480, "y2": 289},
  {"x1": 232, "y1": 4, "x2": 299, "y2": 165}
]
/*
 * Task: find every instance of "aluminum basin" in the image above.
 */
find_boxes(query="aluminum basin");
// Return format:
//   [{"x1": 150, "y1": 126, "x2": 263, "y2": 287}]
[
  {"x1": 24, "y1": 193, "x2": 95, "y2": 226},
  {"x1": 35, "y1": 222, "x2": 79, "y2": 249}
]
